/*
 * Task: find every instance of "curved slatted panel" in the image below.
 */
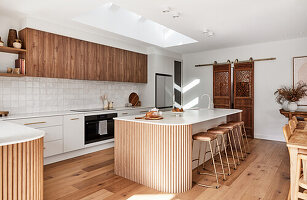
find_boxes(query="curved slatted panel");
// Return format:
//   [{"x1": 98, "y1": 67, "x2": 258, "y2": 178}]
[
  {"x1": 114, "y1": 120, "x2": 192, "y2": 193},
  {"x1": 0, "y1": 138, "x2": 43, "y2": 200}
]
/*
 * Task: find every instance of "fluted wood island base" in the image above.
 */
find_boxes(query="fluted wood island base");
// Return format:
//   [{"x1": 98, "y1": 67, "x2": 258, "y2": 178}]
[{"x1": 114, "y1": 109, "x2": 242, "y2": 193}]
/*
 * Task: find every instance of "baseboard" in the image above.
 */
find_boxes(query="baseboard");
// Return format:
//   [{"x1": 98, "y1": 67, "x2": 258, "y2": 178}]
[
  {"x1": 44, "y1": 141, "x2": 114, "y2": 165},
  {"x1": 254, "y1": 134, "x2": 285, "y2": 142}
]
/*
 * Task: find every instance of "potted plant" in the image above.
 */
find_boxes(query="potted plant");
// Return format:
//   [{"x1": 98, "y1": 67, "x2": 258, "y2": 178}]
[{"x1": 274, "y1": 81, "x2": 307, "y2": 112}]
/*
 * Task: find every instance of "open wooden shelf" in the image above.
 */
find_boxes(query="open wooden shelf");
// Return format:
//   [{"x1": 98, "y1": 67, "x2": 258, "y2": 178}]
[
  {"x1": 0, "y1": 46, "x2": 26, "y2": 54},
  {"x1": 0, "y1": 73, "x2": 25, "y2": 77}
]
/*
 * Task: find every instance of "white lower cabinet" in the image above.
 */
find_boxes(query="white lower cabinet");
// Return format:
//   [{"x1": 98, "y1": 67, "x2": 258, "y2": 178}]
[
  {"x1": 63, "y1": 114, "x2": 85, "y2": 152},
  {"x1": 44, "y1": 140, "x2": 64, "y2": 157}
]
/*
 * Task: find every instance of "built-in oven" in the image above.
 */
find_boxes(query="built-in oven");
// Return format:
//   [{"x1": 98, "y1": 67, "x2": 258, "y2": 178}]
[{"x1": 84, "y1": 113, "x2": 117, "y2": 145}]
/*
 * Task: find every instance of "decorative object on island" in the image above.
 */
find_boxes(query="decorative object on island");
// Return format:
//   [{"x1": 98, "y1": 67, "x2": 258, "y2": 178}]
[
  {"x1": 274, "y1": 81, "x2": 307, "y2": 112},
  {"x1": 7, "y1": 29, "x2": 18, "y2": 47},
  {"x1": 0, "y1": 36, "x2": 4, "y2": 46},
  {"x1": 293, "y1": 56, "x2": 307, "y2": 106},
  {"x1": 0, "y1": 111, "x2": 9, "y2": 117},
  {"x1": 12, "y1": 39, "x2": 22, "y2": 49}
]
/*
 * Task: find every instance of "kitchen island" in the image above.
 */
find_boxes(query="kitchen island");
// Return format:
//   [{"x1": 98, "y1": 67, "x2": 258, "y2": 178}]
[
  {"x1": 114, "y1": 108, "x2": 242, "y2": 193},
  {"x1": 0, "y1": 121, "x2": 45, "y2": 200}
]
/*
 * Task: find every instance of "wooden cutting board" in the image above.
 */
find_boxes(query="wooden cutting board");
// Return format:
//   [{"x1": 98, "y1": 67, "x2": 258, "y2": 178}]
[
  {"x1": 135, "y1": 116, "x2": 164, "y2": 120},
  {"x1": 129, "y1": 92, "x2": 139, "y2": 106}
]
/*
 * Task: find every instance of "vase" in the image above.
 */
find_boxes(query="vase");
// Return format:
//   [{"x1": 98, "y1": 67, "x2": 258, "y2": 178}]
[
  {"x1": 13, "y1": 39, "x2": 22, "y2": 49},
  {"x1": 0, "y1": 37, "x2": 4, "y2": 47},
  {"x1": 288, "y1": 102, "x2": 298, "y2": 112},
  {"x1": 7, "y1": 29, "x2": 17, "y2": 47},
  {"x1": 282, "y1": 101, "x2": 289, "y2": 111}
]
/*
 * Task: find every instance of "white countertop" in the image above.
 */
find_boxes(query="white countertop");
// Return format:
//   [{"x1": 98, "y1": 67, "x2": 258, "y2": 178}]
[
  {"x1": 114, "y1": 108, "x2": 242, "y2": 125},
  {"x1": 0, "y1": 121, "x2": 45, "y2": 146},
  {"x1": 0, "y1": 106, "x2": 152, "y2": 121}
]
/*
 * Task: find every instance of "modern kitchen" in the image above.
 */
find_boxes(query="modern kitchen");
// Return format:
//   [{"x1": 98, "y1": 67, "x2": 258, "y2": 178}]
[{"x1": 1, "y1": 0, "x2": 307, "y2": 200}]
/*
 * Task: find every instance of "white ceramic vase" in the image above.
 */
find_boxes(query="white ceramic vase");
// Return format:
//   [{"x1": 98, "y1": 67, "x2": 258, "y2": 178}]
[
  {"x1": 282, "y1": 101, "x2": 289, "y2": 111},
  {"x1": 288, "y1": 102, "x2": 298, "y2": 112}
]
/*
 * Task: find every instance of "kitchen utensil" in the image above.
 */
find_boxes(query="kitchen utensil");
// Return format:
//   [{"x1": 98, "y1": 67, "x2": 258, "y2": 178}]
[{"x1": 129, "y1": 92, "x2": 139, "y2": 106}]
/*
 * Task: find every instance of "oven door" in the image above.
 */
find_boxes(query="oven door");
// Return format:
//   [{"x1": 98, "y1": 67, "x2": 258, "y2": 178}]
[{"x1": 85, "y1": 113, "x2": 117, "y2": 145}]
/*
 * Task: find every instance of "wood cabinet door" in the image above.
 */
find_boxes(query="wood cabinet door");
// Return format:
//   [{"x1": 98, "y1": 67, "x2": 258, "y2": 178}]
[
  {"x1": 63, "y1": 38, "x2": 85, "y2": 80},
  {"x1": 126, "y1": 51, "x2": 137, "y2": 82},
  {"x1": 138, "y1": 53, "x2": 147, "y2": 83},
  {"x1": 42, "y1": 32, "x2": 64, "y2": 78},
  {"x1": 114, "y1": 48, "x2": 125, "y2": 82},
  {"x1": 213, "y1": 64, "x2": 231, "y2": 108},
  {"x1": 25, "y1": 29, "x2": 40, "y2": 77},
  {"x1": 234, "y1": 62, "x2": 254, "y2": 138},
  {"x1": 85, "y1": 42, "x2": 98, "y2": 80}
]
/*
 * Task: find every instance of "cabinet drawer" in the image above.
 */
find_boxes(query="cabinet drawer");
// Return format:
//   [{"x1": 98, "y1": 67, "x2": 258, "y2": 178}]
[
  {"x1": 8, "y1": 116, "x2": 63, "y2": 128},
  {"x1": 44, "y1": 140, "x2": 63, "y2": 157},
  {"x1": 38, "y1": 126, "x2": 63, "y2": 143}
]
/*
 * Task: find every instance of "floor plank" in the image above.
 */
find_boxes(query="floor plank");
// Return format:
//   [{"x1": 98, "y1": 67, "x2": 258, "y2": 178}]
[{"x1": 44, "y1": 139, "x2": 290, "y2": 200}]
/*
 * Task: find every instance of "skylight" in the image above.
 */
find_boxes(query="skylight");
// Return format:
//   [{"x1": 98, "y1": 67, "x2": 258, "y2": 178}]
[{"x1": 73, "y1": 2, "x2": 197, "y2": 48}]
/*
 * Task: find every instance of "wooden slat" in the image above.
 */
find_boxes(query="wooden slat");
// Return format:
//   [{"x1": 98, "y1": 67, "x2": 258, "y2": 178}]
[
  {"x1": 0, "y1": 139, "x2": 43, "y2": 200},
  {"x1": 114, "y1": 120, "x2": 192, "y2": 193}
]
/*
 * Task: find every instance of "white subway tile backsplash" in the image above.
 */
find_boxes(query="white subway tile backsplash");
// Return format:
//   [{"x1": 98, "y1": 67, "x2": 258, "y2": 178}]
[{"x1": 0, "y1": 77, "x2": 145, "y2": 114}]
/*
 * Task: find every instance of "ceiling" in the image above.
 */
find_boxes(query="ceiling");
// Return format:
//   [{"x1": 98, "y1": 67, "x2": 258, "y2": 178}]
[{"x1": 0, "y1": 0, "x2": 306, "y2": 54}]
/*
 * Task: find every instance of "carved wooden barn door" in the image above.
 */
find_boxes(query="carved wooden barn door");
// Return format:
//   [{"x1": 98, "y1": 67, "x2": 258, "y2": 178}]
[
  {"x1": 213, "y1": 64, "x2": 231, "y2": 108},
  {"x1": 233, "y1": 62, "x2": 254, "y2": 138}
]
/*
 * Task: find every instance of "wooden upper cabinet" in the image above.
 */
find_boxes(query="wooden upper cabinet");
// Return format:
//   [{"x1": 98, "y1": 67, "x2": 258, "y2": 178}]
[
  {"x1": 19, "y1": 28, "x2": 148, "y2": 83},
  {"x1": 85, "y1": 42, "x2": 98, "y2": 80}
]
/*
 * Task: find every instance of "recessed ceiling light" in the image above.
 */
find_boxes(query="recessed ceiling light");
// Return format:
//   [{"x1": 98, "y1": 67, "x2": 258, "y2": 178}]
[
  {"x1": 162, "y1": 6, "x2": 171, "y2": 13},
  {"x1": 203, "y1": 29, "x2": 209, "y2": 34},
  {"x1": 207, "y1": 31, "x2": 214, "y2": 37},
  {"x1": 172, "y1": 11, "x2": 180, "y2": 18}
]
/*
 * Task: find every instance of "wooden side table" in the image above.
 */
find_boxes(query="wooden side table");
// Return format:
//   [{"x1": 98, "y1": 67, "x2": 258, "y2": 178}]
[{"x1": 280, "y1": 109, "x2": 307, "y2": 120}]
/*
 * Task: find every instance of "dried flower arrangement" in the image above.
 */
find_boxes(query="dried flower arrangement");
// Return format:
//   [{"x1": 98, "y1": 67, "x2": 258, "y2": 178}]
[{"x1": 274, "y1": 81, "x2": 307, "y2": 104}]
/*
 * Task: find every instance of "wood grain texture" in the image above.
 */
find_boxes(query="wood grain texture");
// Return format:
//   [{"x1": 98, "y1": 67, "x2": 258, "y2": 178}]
[
  {"x1": 114, "y1": 120, "x2": 193, "y2": 193},
  {"x1": 213, "y1": 63, "x2": 231, "y2": 108},
  {"x1": 43, "y1": 139, "x2": 289, "y2": 200},
  {"x1": 0, "y1": 138, "x2": 43, "y2": 200},
  {"x1": 19, "y1": 28, "x2": 148, "y2": 83},
  {"x1": 234, "y1": 62, "x2": 254, "y2": 138}
]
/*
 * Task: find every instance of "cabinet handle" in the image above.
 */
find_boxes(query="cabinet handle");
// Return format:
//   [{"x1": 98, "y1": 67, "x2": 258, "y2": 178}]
[
  {"x1": 140, "y1": 111, "x2": 147, "y2": 113},
  {"x1": 24, "y1": 121, "x2": 47, "y2": 125},
  {"x1": 122, "y1": 113, "x2": 129, "y2": 115},
  {"x1": 70, "y1": 118, "x2": 79, "y2": 120},
  {"x1": 43, "y1": 147, "x2": 46, "y2": 150}
]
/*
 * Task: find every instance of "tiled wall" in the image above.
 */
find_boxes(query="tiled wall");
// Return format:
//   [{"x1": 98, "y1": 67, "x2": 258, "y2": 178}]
[{"x1": 0, "y1": 76, "x2": 145, "y2": 114}]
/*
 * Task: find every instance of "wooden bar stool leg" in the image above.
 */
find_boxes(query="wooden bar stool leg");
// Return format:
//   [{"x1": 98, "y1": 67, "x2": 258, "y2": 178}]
[
  {"x1": 196, "y1": 140, "x2": 202, "y2": 175},
  {"x1": 238, "y1": 125, "x2": 247, "y2": 158},
  {"x1": 221, "y1": 134, "x2": 231, "y2": 175},
  {"x1": 242, "y1": 123, "x2": 251, "y2": 154},
  {"x1": 234, "y1": 126, "x2": 245, "y2": 161},
  {"x1": 230, "y1": 129, "x2": 241, "y2": 165},
  {"x1": 216, "y1": 139, "x2": 226, "y2": 181},
  {"x1": 227, "y1": 131, "x2": 237, "y2": 170},
  {"x1": 209, "y1": 140, "x2": 220, "y2": 188}
]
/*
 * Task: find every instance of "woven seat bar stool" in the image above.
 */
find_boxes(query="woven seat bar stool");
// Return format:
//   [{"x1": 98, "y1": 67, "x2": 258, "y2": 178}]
[
  {"x1": 207, "y1": 127, "x2": 237, "y2": 173},
  {"x1": 192, "y1": 132, "x2": 226, "y2": 188},
  {"x1": 292, "y1": 116, "x2": 307, "y2": 130},
  {"x1": 228, "y1": 121, "x2": 250, "y2": 155},
  {"x1": 218, "y1": 123, "x2": 244, "y2": 163}
]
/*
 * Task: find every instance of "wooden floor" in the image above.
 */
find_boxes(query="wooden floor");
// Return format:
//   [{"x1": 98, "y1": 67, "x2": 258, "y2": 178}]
[{"x1": 44, "y1": 139, "x2": 290, "y2": 200}]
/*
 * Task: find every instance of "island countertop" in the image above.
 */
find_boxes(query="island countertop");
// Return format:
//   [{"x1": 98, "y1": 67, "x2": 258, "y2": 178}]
[
  {"x1": 114, "y1": 108, "x2": 242, "y2": 125},
  {"x1": 0, "y1": 121, "x2": 45, "y2": 146}
]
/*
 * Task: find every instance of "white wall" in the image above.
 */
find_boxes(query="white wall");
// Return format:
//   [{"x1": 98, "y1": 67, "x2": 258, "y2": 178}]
[{"x1": 182, "y1": 37, "x2": 307, "y2": 142}]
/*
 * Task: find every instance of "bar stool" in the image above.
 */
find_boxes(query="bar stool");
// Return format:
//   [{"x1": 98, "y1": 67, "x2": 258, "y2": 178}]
[
  {"x1": 218, "y1": 123, "x2": 244, "y2": 163},
  {"x1": 228, "y1": 121, "x2": 250, "y2": 155},
  {"x1": 207, "y1": 127, "x2": 237, "y2": 172},
  {"x1": 192, "y1": 132, "x2": 226, "y2": 188},
  {"x1": 292, "y1": 116, "x2": 307, "y2": 130}
]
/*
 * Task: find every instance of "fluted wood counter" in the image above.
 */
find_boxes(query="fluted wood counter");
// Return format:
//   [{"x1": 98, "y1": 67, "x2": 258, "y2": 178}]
[
  {"x1": 114, "y1": 108, "x2": 242, "y2": 193},
  {"x1": 0, "y1": 121, "x2": 44, "y2": 200}
]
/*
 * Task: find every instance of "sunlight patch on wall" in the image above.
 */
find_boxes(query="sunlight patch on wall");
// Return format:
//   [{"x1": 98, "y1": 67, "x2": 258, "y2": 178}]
[
  {"x1": 182, "y1": 79, "x2": 200, "y2": 94},
  {"x1": 183, "y1": 97, "x2": 199, "y2": 109}
]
